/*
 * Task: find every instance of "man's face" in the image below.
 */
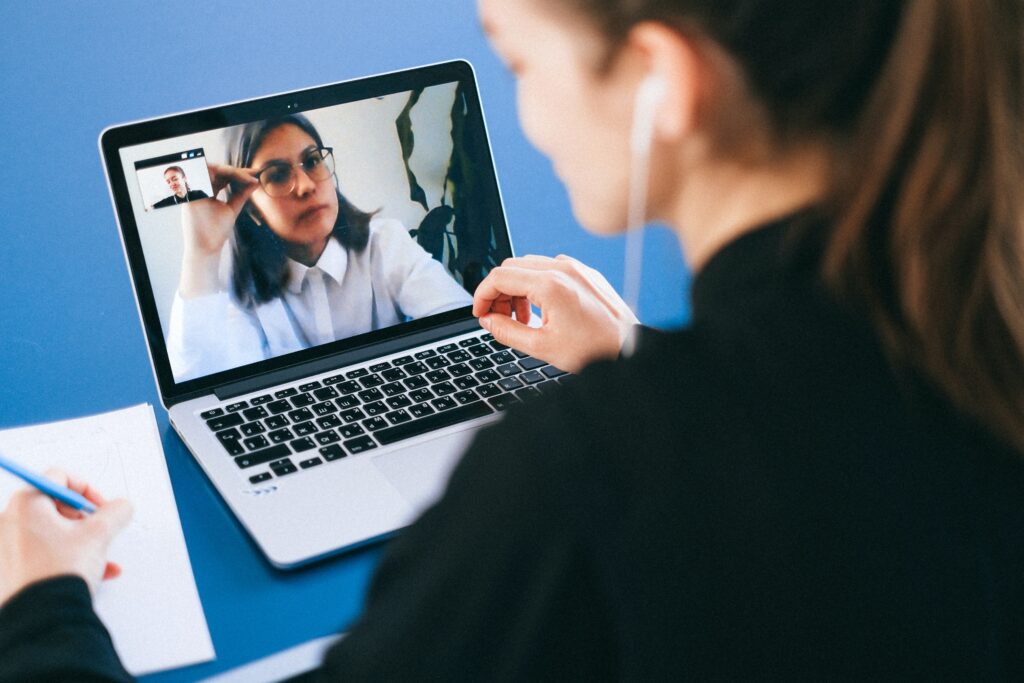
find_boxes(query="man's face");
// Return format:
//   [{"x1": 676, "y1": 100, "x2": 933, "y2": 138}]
[{"x1": 164, "y1": 170, "x2": 186, "y2": 196}]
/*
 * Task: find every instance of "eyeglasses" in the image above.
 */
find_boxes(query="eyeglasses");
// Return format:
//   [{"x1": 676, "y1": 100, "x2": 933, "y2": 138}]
[{"x1": 254, "y1": 147, "x2": 335, "y2": 197}]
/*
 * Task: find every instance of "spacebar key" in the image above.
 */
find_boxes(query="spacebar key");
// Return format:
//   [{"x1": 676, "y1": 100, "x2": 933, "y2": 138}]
[{"x1": 375, "y1": 402, "x2": 493, "y2": 445}]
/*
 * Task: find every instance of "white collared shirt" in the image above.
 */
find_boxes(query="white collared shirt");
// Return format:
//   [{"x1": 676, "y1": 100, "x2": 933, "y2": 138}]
[{"x1": 167, "y1": 219, "x2": 472, "y2": 382}]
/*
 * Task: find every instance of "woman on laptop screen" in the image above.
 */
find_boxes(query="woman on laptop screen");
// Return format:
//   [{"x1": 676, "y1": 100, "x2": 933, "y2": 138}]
[
  {"x1": 166, "y1": 113, "x2": 471, "y2": 382},
  {"x1": 2, "y1": 0, "x2": 1024, "y2": 679}
]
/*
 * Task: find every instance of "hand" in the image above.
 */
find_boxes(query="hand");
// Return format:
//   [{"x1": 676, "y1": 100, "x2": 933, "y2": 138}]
[
  {"x1": 178, "y1": 163, "x2": 259, "y2": 297},
  {"x1": 473, "y1": 255, "x2": 639, "y2": 373},
  {"x1": 0, "y1": 469, "x2": 133, "y2": 606}
]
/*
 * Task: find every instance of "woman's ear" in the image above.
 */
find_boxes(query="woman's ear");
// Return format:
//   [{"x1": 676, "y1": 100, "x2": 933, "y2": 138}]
[{"x1": 627, "y1": 22, "x2": 709, "y2": 143}]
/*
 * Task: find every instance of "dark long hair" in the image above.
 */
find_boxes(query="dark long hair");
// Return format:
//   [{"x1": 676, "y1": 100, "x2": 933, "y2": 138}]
[
  {"x1": 226, "y1": 114, "x2": 373, "y2": 306},
  {"x1": 558, "y1": 0, "x2": 1024, "y2": 453}
]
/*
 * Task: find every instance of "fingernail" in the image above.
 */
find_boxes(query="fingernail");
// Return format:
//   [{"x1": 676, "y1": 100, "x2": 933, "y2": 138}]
[{"x1": 479, "y1": 315, "x2": 491, "y2": 331}]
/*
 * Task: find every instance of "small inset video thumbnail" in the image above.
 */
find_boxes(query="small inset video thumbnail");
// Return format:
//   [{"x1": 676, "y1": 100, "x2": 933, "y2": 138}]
[{"x1": 134, "y1": 149, "x2": 213, "y2": 212}]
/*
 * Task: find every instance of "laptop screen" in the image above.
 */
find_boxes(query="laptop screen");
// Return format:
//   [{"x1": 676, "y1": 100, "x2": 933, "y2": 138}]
[{"x1": 102, "y1": 62, "x2": 512, "y2": 403}]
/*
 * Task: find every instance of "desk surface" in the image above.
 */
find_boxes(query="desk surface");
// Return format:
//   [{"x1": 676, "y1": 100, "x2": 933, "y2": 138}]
[{"x1": 0, "y1": 2, "x2": 688, "y2": 679}]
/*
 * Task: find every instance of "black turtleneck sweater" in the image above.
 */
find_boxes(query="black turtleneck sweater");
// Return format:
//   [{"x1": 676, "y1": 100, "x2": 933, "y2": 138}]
[{"x1": 3, "y1": 216, "x2": 1022, "y2": 681}]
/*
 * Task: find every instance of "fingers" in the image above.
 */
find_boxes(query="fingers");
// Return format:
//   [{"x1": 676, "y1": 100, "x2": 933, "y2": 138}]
[
  {"x1": 102, "y1": 562, "x2": 122, "y2": 581},
  {"x1": 86, "y1": 499, "x2": 133, "y2": 540},
  {"x1": 480, "y1": 313, "x2": 541, "y2": 355},
  {"x1": 472, "y1": 266, "x2": 550, "y2": 317},
  {"x1": 225, "y1": 180, "x2": 259, "y2": 217}
]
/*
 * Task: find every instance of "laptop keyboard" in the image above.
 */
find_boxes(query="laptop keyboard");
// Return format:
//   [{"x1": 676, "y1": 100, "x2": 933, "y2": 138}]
[{"x1": 198, "y1": 332, "x2": 569, "y2": 484}]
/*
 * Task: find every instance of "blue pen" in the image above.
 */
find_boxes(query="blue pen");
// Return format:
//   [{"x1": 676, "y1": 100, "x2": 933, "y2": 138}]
[{"x1": 0, "y1": 451, "x2": 97, "y2": 514}]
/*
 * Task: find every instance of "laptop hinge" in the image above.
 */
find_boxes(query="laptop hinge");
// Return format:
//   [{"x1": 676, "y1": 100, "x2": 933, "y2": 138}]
[{"x1": 212, "y1": 318, "x2": 483, "y2": 401}]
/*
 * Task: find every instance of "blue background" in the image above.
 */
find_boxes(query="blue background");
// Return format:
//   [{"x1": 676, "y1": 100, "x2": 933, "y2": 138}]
[{"x1": 0, "y1": 2, "x2": 689, "y2": 679}]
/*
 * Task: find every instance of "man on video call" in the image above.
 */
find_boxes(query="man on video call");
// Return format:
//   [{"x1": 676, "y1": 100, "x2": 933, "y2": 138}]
[{"x1": 152, "y1": 166, "x2": 208, "y2": 208}]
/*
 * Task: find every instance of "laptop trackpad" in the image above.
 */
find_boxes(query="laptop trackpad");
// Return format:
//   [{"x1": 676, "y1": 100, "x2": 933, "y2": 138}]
[{"x1": 372, "y1": 428, "x2": 477, "y2": 510}]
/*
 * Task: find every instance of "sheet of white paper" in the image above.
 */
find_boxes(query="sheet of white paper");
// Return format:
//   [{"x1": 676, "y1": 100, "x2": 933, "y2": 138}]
[{"x1": 0, "y1": 404, "x2": 215, "y2": 676}]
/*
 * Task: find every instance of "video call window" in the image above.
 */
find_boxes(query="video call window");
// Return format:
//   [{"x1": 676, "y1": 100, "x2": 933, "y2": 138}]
[{"x1": 134, "y1": 150, "x2": 214, "y2": 211}]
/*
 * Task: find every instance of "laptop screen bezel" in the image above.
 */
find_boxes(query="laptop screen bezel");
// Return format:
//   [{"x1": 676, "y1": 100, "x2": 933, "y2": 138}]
[{"x1": 100, "y1": 60, "x2": 512, "y2": 407}]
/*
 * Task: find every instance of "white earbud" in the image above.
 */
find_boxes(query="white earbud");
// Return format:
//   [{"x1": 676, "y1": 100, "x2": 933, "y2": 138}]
[{"x1": 630, "y1": 73, "x2": 667, "y2": 155}]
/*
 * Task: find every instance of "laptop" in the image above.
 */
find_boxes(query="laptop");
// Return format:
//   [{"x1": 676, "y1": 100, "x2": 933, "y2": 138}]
[{"x1": 100, "y1": 60, "x2": 566, "y2": 568}]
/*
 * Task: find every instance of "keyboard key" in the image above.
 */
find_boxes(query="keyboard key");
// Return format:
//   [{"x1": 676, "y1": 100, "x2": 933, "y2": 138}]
[
  {"x1": 346, "y1": 367, "x2": 369, "y2": 379},
  {"x1": 290, "y1": 393, "x2": 315, "y2": 408},
  {"x1": 454, "y1": 390, "x2": 480, "y2": 406},
  {"x1": 453, "y1": 375, "x2": 479, "y2": 390},
  {"x1": 299, "y1": 381, "x2": 321, "y2": 392},
  {"x1": 448, "y1": 349, "x2": 472, "y2": 363},
  {"x1": 518, "y1": 357, "x2": 547, "y2": 371},
  {"x1": 322, "y1": 374, "x2": 345, "y2": 385},
  {"x1": 409, "y1": 403, "x2": 435, "y2": 418},
  {"x1": 488, "y1": 394, "x2": 520, "y2": 411},
  {"x1": 249, "y1": 472, "x2": 272, "y2": 484},
  {"x1": 290, "y1": 437, "x2": 317, "y2": 452},
  {"x1": 437, "y1": 343, "x2": 458, "y2": 353},
  {"x1": 488, "y1": 339, "x2": 508, "y2": 351},
  {"x1": 414, "y1": 349, "x2": 437, "y2": 359},
  {"x1": 519, "y1": 370, "x2": 545, "y2": 385},
  {"x1": 339, "y1": 408, "x2": 366, "y2": 423},
  {"x1": 240, "y1": 421, "x2": 266, "y2": 437},
  {"x1": 337, "y1": 381, "x2": 362, "y2": 394},
  {"x1": 476, "y1": 369, "x2": 501, "y2": 383},
  {"x1": 364, "y1": 401, "x2": 387, "y2": 416},
  {"x1": 431, "y1": 396, "x2": 457, "y2": 411},
  {"x1": 449, "y1": 363, "x2": 472, "y2": 377},
  {"x1": 234, "y1": 444, "x2": 290, "y2": 469},
  {"x1": 363, "y1": 416, "x2": 388, "y2": 431},
  {"x1": 467, "y1": 344, "x2": 491, "y2": 358},
  {"x1": 275, "y1": 387, "x2": 298, "y2": 398},
  {"x1": 244, "y1": 435, "x2": 270, "y2": 450},
  {"x1": 319, "y1": 444, "x2": 346, "y2": 461},
  {"x1": 498, "y1": 377, "x2": 524, "y2": 391},
  {"x1": 250, "y1": 394, "x2": 273, "y2": 405},
  {"x1": 369, "y1": 362, "x2": 391, "y2": 372},
  {"x1": 216, "y1": 427, "x2": 241, "y2": 442},
  {"x1": 458, "y1": 338, "x2": 481, "y2": 348},
  {"x1": 391, "y1": 355, "x2": 413, "y2": 366},
  {"x1": 317, "y1": 414, "x2": 343, "y2": 429},
  {"x1": 410, "y1": 388, "x2": 434, "y2": 403},
  {"x1": 513, "y1": 349, "x2": 529, "y2": 358},
  {"x1": 542, "y1": 365, "x2": 568, "y2": 378},
  {"x1": 497, "y1": 363, "x2": 521, "y2": 378},
  {"x1": 270, "y1": 458, "x2": 298, "y2": 476},
  {"x1": 385, "y1": 409, "x2": 413, "y2": 425},
  {"x1": 477, "y1": 383, "x2": 501, "y2": 398},
  {"x1": 339, "y1": 424, "x2": 365, "y2": 439},
  {"x1": 300, "y1": 457, "x2": 323, "y2": 469},
  {"x1": 426, "y1": 369, "x2": 450, "y2": 383},
  {"x1": 404, "y1": 361, "x2": 429, "y2": 375},
  {"x1": 288, "y1": 408, "x2": 314, "y2": 423},
  {"x1": 481, "y1": 333, "x2": 494, "y2": 341},
  {"x1": 492, "y1": 350, "x2": 515, "y2": 364},
  {"x1": 312, "y1": 401, "x2": 337, "y2": 416},
  {"x1": 206, "y1": 413, "x2": 243, "y2": 431},
  {"x1": 269, "y1": 428, "x2": 295, "y2": 443},
  {"x1": 315, "y1": 430, "x2": 341, "y2": 445},
  {"x1": 358, "y1": 388, "x2": 384, "y2": 402},
  {"x1": 359, "y1": 374, "x2": 385, "y2": 388},
  {"x1": 434, "y1": 382, "x2": 457, "y2": 396},
  {"x1": 335, "y1": 395, "x2": 361, "y2": 410},
  {"x1": 537, "y1": 380, "x2": 559, "y2": 395},
  {"x1": 243, "y1": 406, "x2": 269, "y2": 421},
  {"x1": 200, "y1": 408, "x2": 224, "y2": 419},
  {"x1": 515, "y1": 387, "x2": 541, "y2": 402},
  {"x1": 293, "y1": 421, "x2": 318, "y2": 437},
  {"x1": 344, "y1": 436, "x2": 377, "y2": 454},
  {"x1": 381, "y1": 382, "x2": 405, "y2": 397},
  {"x1": 266, "y1": 414, "x2": 290, "y2": 429},
  {"x1": 403, "y1": 375, "x2": 428, "y2": 390},
  {"x1": 313, "y1": 386, "x2": 339, "y2": 400},
  {"x1": 425, "y1": 356, "x2": 451, "y2": 370},
  {"x1": 375, "y1": 401, "x2": 493, "y2": 445},
  {"x1": 386, "y1": 394, "x2": 413, "y2": 409},
  {"x1": 267, "y1": 400, "x2": 292, "y2": 415},
  {"x1": 468, "y1": 357, "x2": 495, "y2": 371},
  {"x1": 381, "y1": 367, "x2": 407, "y2": 382},
  {"x1": 219, "y1": 439, "x2": 245, "y2": 456}
]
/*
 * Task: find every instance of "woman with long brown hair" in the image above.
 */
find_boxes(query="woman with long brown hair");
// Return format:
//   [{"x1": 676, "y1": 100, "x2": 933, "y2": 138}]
[{"x1": 1, "y1": 0, "x2": 1021, "y2": 679}]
